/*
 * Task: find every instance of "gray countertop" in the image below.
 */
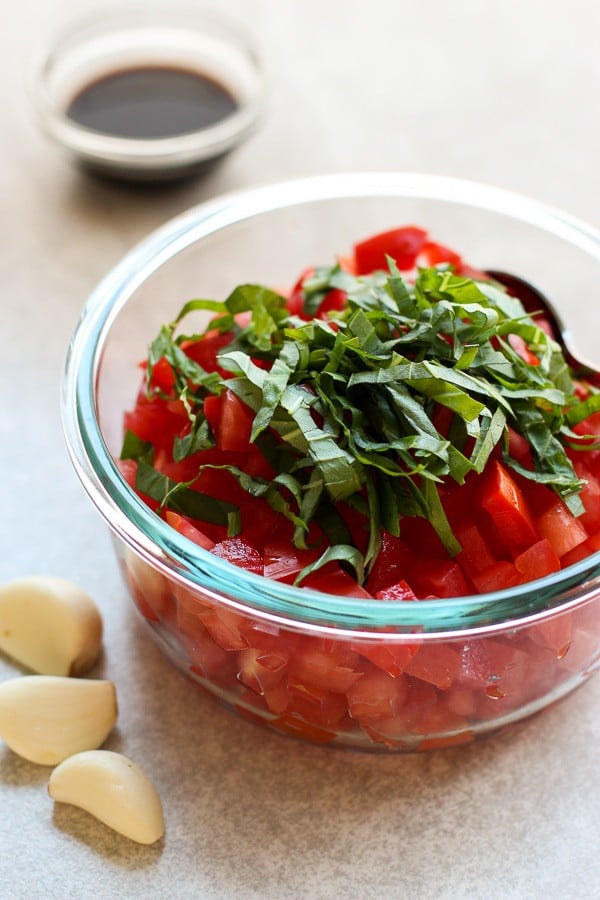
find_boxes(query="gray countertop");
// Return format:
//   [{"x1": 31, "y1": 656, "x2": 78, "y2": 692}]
[{"x1": 2, "y1": 1, "x2": 600, "y2": 897}]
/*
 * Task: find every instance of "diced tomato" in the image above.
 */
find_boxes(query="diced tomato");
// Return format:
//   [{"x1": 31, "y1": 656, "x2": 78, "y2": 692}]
[
  {"x1": 508, "y1": 333, "x2": 540, "y2": 366},
  {"x1": 263, "y1": 541, "x2": 322, "y2": 582},
  {"x1": 374, "y1": 579, "x2": 417, "y2": 601},
  {"x1": 514, "y1": 539, "x2": 561, "y2": 580},
  {"x1": 409, "y1": 559, "x2": 470, "y2": 599},
  {"x1": 124, "y1": 553, "x2": 173, "y2": 624},
  {"x1": 271, "y1": 715, "x2": 338, "y2": 744},
  {"x1": 123, "y1": 398, "x2": 186, "y2": 452},
  {"x1": 404, "y1": 643, "x2": 460, "y2": 690},
  {"x1": 351, "y1": 633, "x2": 419, "y2": 678},
  {"x1": 419, "y1": 240, "x2": 462, "y2": 270},
  {"x1": 210, "y1": 389, "x2": 254, "y2": 452},
  {"x1": 359, "y1": 683, "x2": 438, "y2": 747},
  {"x1": 288, "y1": 639, "x2": 364, "y2": 693},
  {"x1": 561, "y1": 530, "x2": 600, "y2": 567},
  {"x1": 366, "y1": 531, "x2": 414, "y2": 595},
  {"x1": 347, "y1": 667, "x2": 409, "y2": 719},
  {"x1": 572, "y1": 459, "x2": 600, "y2": 533},
  {"x1": 317, "y1": 288, "x2": 347, "y2": 318},
  {"x1": 301, "y1": 564, "x2": 372, "y2": 598},
  {"x1": 471, "y1": 561, "x2": 522, "y2": 593},
  {"x1": 507, "y1": 428, "x2": 532, "y2": 465},
  {"x1": 182, "y1": 328, "x2": 234, "y2": 375},
  {"x1": 528, "y1": 613, "x2": 572, "y2": 656},
  {"x1": 354, "y1": 226, "x2": 427, "y2": 274},
  {"x1": 236, "y1": 647, "x2": 288, "y2": 695},
  {"x1": 286, "y1": 267, "x2": 315, "y2": 317},
  {"x1": 455, "y1": 520, "x2": 497, "y2": 577},
  {"x1": 285, "y1": 680, "x2": 348, "y2": 728},
  {"x1": 148, "y1": 356, "x2": 176, "y2": 393},
  {"x1": 165, "y1": 511, "x2": 215, "y2": 550},
  {"x1": 535, "y1": 500, "x2": 588, "y2": 558},
  {"x1": 480, "y1": 461, "x2": 539, "y2": 556},
  {"x1": 212, "y1": 538, "x2": 264, "y2": 574}
]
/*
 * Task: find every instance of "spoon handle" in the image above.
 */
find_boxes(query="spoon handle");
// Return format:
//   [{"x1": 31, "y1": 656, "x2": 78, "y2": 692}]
[{"x1": 486, "y1": 270, "x2": 600, "y2": 387}]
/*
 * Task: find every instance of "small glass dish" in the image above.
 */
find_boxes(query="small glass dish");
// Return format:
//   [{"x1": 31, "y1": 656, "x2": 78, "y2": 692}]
[
  {"x1": 63, "y1": 173, "x2": 600, "y2": 751},
  {"x1": 30, "y1": 6, "x2": 266, "y2": 181}
]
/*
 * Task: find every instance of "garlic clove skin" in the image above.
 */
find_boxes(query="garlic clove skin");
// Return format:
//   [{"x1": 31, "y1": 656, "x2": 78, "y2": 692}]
[
  {"x1": 0, "y1": 676, "x2": 117, "y2": 765},
  {"x1": 0, "y1": 576, "x2": 103, "y2": 676},
  {"x1": 48, "y1": 750, "x2": 164, "y2": 845}
]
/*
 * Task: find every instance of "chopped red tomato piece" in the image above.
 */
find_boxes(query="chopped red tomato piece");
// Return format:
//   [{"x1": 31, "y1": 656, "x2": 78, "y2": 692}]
[
  {"x1": 212, "y1": 538, "x2": 264, "y2": 574},
  {"x1": 317, "y1": 288, "x2": 347, "y2": 318},
  {"x1": 350, "y1": 633, "x2": 419, "y2": 678},
  {"x1": 301, "y1": 565, "x2": 372, "y2": 598},
  {"x1": 347, "y1": 667, "x2": 409, "y2": 719},
  {"x1": 419, "y1": 240, "x2": 462, "y2": 269},
  {"x1": 165, "y1": 511, "x2": 215, "y2": 550},
  {"x1": 286, "y1": 266, "x2": 314, "y2": 317},
  {"x1": 454, "y1": 521, "x2": 497, "y2": 577},
  {"x1": 404, "y1": 643, "x2": 461, "y2": 690},
  {"x1": 288, "y1": 639, "x2": 364, "y2": 693},
  {"x1": 480, "y1": 461, "x2": 539, "y2": 556},
  {"x1": 514, "y1": 539, "x2": 560, "y2": 580},
  {"x1": 374, "y1": 580, "x2": 417, "y2": 601},
  {"x1": 409, "y1": 559, "x2": 470, "y2": 599},
  {"x1": 210, "y1": 389, "x2": 254, "y2": 452},
  {"x1": 561, "y1": 530, "x2": 600, "y2": 566},
  {"x1": 535, "y1": 501, "x2": 588, "y2": 558},
  {"x1": 354, "y1": 226, "x2": 427, "y2": 273},
  {"x1": 471, "y1": 561, "x2": 522, "y2": 593},
  {"x1": 263, "y1": 542, "x2": 321, "y2": 582}
]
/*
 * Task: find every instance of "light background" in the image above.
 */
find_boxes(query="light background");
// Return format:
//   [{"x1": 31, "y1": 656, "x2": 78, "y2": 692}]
[{"x1": 1, "y1": 2, "x2": 599, "y2": 898}]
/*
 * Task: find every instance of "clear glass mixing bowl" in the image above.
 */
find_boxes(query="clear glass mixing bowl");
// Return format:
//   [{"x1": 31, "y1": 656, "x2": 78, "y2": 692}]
[{"x1": 63, "y1": 173, "x2": 600, "y2": 750}]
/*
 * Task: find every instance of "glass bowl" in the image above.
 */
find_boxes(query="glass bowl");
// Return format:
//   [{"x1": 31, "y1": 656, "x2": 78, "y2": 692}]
[
  {"x1": 63, "y1": 172, "x2": 600, "y2": 751},
  {"x1": 30, "y1": 6, "x2": 265, "y2": 181}
]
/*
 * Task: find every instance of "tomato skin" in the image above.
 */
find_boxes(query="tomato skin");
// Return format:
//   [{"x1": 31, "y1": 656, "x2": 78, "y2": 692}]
[
  {"x1": 480, "y1": 461, "x2": 539, "y2": 556},
  {"x1": 354, "y1": 226, "x2": 428, "y2": 274}
]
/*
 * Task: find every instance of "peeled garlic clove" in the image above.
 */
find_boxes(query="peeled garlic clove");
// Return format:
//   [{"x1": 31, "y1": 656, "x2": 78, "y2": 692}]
[
  {"x1": 0, "y1": 675, "x2": 117, "y2": 765},
  {"x1": 48, "y1": 750, "x2": 164, "y2": 845},
  {"x1": 0, "y1": 576, "x2": 102, "y2": 676}
]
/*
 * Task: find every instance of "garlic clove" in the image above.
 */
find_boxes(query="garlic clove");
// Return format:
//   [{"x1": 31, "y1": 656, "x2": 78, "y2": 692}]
[
  {"x1": 48, "y1": 750, "x2": 164, "y2": 845},
  {"x1": 0, "y1": 675, "x2": 117, "y2": 765},
  {"x1": 0, "y1": 576, "x2": 103, "y2": 676}
]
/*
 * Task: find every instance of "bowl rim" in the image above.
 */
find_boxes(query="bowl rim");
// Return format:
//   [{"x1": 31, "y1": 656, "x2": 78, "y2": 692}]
[
  {"x1": 29, "y1": 3, "x2": 266, "y2": 174},
  {"x1": 62, "y1": 171, "x2": 600, "y2": 636}
]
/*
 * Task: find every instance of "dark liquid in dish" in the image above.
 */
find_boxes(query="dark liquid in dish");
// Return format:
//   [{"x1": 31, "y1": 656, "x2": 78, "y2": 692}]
[{"x1": 66, "y1": 67, "x2": 238, "y2": 139}]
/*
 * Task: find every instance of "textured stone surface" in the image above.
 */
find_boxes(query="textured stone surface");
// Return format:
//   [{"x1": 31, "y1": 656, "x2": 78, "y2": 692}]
[{"x1": 1, "y1": 1, "x2": 600, "y2": 897}]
